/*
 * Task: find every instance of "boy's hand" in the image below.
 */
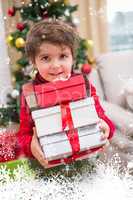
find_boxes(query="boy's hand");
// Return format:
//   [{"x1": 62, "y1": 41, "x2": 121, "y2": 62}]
[
  {"x1": 99, "y1": 119, "x2": 110, "y2": 141},
  {"x1": 31, "y1": 127, "x2": 49, "y2": 168}
]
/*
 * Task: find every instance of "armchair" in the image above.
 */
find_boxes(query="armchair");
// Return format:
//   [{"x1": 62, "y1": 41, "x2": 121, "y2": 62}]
[{"x1": 89, "y1": 50, "x2": 133, "y2": 163}]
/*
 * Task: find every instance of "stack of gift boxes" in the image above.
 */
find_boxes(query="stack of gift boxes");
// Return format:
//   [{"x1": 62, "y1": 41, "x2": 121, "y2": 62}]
[{"x1": 23, "y1": 74, "x2": 106, "y2": 168}]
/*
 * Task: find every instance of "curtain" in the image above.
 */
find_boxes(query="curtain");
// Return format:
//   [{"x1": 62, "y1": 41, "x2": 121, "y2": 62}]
[
  {"x1": 71, "y1": 0, "x2": 109, "y2": 56},
  {"x1": 0, "y1": 0, "x2": 13, "y2": 104}
]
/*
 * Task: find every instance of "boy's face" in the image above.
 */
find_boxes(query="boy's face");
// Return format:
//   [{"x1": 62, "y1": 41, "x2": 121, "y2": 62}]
[{"x1": 34, "y1": 42, "x2": 73, "y2": 82}]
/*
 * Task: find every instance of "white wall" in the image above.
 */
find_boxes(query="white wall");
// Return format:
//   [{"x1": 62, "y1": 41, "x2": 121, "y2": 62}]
[{"x1": 0, "y1": 0, "x2": 12, "y2": 105}]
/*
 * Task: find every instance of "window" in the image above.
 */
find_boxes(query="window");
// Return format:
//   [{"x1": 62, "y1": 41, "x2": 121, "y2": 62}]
[{"x1": 107, "y1": 0, "x2": 133, "y2": 51}]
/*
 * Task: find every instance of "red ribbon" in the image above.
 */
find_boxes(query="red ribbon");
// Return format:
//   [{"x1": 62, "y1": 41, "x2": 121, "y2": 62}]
[
  {"x1": 48, "y1": 146, "x2": 103, "y2": 166},
  {"x1": 60, "y1": 102, "x2": 80, "y2": 154}
]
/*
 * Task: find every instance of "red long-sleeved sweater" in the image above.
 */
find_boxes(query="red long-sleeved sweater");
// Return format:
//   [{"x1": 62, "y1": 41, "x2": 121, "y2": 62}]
[{"x1": 16, "y1": 73, "x2": 115, "y2": 158}]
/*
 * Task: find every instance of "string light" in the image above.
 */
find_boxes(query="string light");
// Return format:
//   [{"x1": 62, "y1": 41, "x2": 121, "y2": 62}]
[
  {"x1": 40, "y1": 5, "x2": 45, "y2": 9},
  {"x1": 29, "y1": 3, "x2": 32, "y2": 7},
  {"x1": 20, "y1": 9, "x2": 24, "y2": 13},
  {"x1": 3, "y1": 16, "x2": 7, "y2": 20},
  {"x1": 64, "y1": 9, "x2": 70, "y2": 16}
]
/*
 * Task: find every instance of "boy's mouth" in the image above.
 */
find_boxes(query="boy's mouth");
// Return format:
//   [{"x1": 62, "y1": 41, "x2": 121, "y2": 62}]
[
  {"x1": 49, "y1": 72, "x2": 63, "y2": 76},
  {"x1": 52, "y1": 73, "x2": 71, "y2": 82}
]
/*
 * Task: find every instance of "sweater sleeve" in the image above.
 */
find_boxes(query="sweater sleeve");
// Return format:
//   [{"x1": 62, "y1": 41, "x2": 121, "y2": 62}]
[
  {"x1": 90, "y1": 83, "x2": 116, "y2": 139},
  {"x1": 16, "y1": 91, "x2": 34, "y2": 158}
]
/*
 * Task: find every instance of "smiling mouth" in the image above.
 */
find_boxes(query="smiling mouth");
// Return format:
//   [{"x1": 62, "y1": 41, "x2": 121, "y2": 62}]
[{"x1": 49, "y1": 72, "x2": 63, "y2": 76}]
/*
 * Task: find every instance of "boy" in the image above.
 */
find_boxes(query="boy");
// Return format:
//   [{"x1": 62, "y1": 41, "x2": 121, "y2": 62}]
[{"x1": 16, "y1": 19, "x2": 115, "y2": 168}]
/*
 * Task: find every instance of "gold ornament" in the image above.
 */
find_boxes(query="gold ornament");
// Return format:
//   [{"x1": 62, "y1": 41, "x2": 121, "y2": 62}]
[
  {"x1": 12, "y1": 76, "x2": 16, "y2": 85},
  {"x1": 15, "y1": 37, "x2": 25, "y2": 48},
  {"x1": 86, "y1": 39, "x2": 94, "y2": 49},
  {"x1": 85, "y1": 40, "x2": 94, "y2": 64},
  {"x1": 6, "y1": 35, "x2": 13, "y2": 45},
  {"x1": 12, "y1": 64, "x2": 21, "y2": 72},
  {"x1": 89, "y1": 58, "x2": 96, "y2": 65},
  {"x1": 63, "y1": 0, "x2": 70, "y2": 5}
]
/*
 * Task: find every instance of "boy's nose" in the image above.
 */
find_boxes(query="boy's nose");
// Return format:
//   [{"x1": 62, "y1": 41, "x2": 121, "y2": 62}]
[{"x1": 51, "y1": 60, "x2": 61, "y2": 68}]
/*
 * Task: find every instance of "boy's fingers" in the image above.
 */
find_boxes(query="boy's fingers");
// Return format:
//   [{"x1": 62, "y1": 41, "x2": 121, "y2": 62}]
[
  {"x1": 38, "y1": 149, "x2": 48, "y2": 164},
  {"x1": 33, "y1": 148, "x2": 49, "y2": 167},
  {"x1": 35, "y1": 143, "x2": 48, "y2": 165},
  {"x1": 31, "y1": 132, "x2": 49, "y2": 168},
  {"x1": 33, "y1": 127, "x2": 37, "y2": 136},
  {"x1": 101, "y1": 130, "x2": 109, "y2": 140},
  {"x1": 38, "y1": 156, "x2": 49, "y2": 167},
  {"x1": 102, "y1": 140, "x2": 110, "y2": 151},
  {"x1": 99, "y1": 119, "x2": 110, "y2": 140},
  {"x1": 101, "y1": 134, "x2": 107, "y2": 140},
  {"x1": 38, "y1": 156, "x2": 49, "y2": 168}
]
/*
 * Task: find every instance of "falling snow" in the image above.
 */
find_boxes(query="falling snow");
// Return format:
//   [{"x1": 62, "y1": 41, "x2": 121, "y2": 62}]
[{"x1": 0, "y1": 154, "x2": 133, "y2": 200}]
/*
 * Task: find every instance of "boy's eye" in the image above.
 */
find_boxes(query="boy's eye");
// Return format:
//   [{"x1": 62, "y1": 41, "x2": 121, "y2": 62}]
[
  {"x1": 60, "y1": 54, "x2": 68, "y2": 59},
  {"x1": 41, "y1": 56, "x2": 50, "y2": 61}
]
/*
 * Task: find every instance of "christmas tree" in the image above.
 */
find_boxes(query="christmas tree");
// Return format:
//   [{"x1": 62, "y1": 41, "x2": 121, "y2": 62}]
[{"x1": 1, "y1": 0, "x2": 94, "y2": 126}]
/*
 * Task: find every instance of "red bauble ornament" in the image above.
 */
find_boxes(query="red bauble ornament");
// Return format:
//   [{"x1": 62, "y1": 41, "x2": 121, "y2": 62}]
[
  {"x1": 42, "y1": 11, "x2": 49, "y2": 19},
  {"x1": 81, "y1": 63, "x2": 92, "y2": 74},
  {"x1": 16, "y1": 23, "x2": 25, "y2": 31},
  {"x1": 43, "y1": 15, "x2": 49, "y2": 19},
  {"x1": 7, "y1": 7, "x2": 16, "y2": 17}
]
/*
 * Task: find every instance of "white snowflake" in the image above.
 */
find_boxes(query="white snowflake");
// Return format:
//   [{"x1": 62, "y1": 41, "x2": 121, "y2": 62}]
[{"x1": 0, "y1": 155, "x2": 133, "y2": 200}]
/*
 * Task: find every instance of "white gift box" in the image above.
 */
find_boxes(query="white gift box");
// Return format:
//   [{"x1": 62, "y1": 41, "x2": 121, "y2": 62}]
[
  {"x1": 32, "y1": 97, "x2": 106, "y2": 161},
  {"x1": 39, "y1": 124, "x2": 104, "y2": 161}
]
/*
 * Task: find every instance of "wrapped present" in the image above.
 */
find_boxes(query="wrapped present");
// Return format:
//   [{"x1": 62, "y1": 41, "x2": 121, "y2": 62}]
[
  {"x1": 39, "y1": 124, "x2": 103, "y2": 161},
  {"x1": 32, "y1": 97, "x2": 106, "y2": 162},
  {"x1": 23, "y1": 74, "x2": 106, "y2": 167},
  {"x1": 23, "y1": 74, "x2": 87, "y2": 109}
]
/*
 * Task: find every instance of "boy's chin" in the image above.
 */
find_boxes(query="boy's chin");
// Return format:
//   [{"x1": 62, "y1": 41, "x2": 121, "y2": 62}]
[{"x1": 52, "y1": 74, "x2": 71, "y2": 82}]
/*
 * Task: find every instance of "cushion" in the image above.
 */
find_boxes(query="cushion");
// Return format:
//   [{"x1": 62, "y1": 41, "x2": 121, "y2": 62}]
[
  {"x1": 96, "y1": 51, "x2": 133, "y2": 104},
  {"x1": 101, "y1": 100, "x2": 133, "y2": 137},
  {"x1": 118, "y1": 78, "x2": 133, "y2": 111},
  {"x1": 89, "y1": 69, "x2": 105, "y2": 99}
]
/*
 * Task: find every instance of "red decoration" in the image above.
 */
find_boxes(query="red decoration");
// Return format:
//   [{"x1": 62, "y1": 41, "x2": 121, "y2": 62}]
[
  {"x1": 81, "y1": 63, "x2": 92, "y2": 74},
  {"x1": 23, "y1": 74, "x2": 87, "y2": 108},
  {"x1": 7, "y1": 7, "x2": 16, "y2": 17},
  {"x1": 61, "y1": 102, "x2": 80, "y2": 154},
  {"x1": 16, "y1": 23, "x2": 25, "y2": 31},
  {"x1": 42, "y1": 11, "x2": 49, "y2": 19},
  {"x1": 0, "y1": 132, "x2": 17, "y2": 162}
]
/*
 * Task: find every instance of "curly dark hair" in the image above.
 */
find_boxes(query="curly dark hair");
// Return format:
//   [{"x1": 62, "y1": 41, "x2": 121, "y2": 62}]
[{"x1": 25, "y1": 19, "x2": 80, "y2": 62}]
